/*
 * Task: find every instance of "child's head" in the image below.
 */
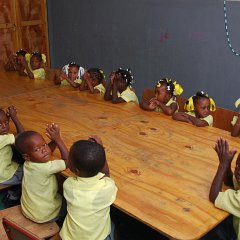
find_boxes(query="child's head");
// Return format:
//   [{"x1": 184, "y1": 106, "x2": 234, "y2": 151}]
[
  {"x1": 68, "y1": 140, "x2": 106, "y2": 178},
  {"x1": 30, "y1": 52, "x2": 43, "y2": 70},
  {"x1": 115, "y1": 68, "x2": 134, "y2": 92},
  {"x1": 16, "y1": 49, "x2": 27, "y2": 64},
  {"x1": 87, "y1": 68, "x2": 105, "y2": 87},
  {"x1": 15, "y1": 131, "x2": 52, "y2": 163},
  {"x1": 155, "y1": 79, "x2": 175, "y2": 103},
  {"x1": 0, "y1": 109, "x2": 9, "y2": 135},
  {"x1": 185, "y1": 91, "x2": 216, "y2": 118},
  {"x1": 68, "y1": 62, "x2": 80, "y2": 80}
]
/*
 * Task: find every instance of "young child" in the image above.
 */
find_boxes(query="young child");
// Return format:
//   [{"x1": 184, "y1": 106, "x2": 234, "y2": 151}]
[
  {"x1": 79, "y1": 68, "x2": 106, "y2": 94},
  {"x1": 4, "y1": 49, "x2": 28, "y2": 72},
  {"x1": 0, "y1": 106, "x2": 24, "y2": 186},
  {"x1": 231, "y1": 98, "x2": 240, "y2": 137},
  {"x1": 140, "y1": 78, "x2": 183, "y2": 115},
  {"x1": 19, "y1": 52, "x2": 46, "y2": 79},
  {"x1": 15, "y1": 123, "x2": 68, "y2": 223},
  {"x1": 57, "y1": 136, "x2": 117, "y2": 240},
  {"x1": 104, "y1": 68, "x2": 138, "y2": 104},
  {"x1": 172, "y1": 91, "x2": 215, "y2": 127},
  {"x1": 54, "y1": 62, "x2": 85, "y2": 88},
  {"x1": 209, "y1": 138, "x2": 239, "y2": 239}
]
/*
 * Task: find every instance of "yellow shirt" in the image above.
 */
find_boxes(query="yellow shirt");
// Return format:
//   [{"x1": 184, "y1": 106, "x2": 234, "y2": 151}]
[
  {"x1": 25, "y1": 65, "x2": 46, "y2": 79},
  {"x1": 21, "y1": 160, "x2": 66, "y2": 223},
  {"x1": 60, "y1": 173, "x2": 117, "y2": 240},
  {"x1": 117, "y1": 87, "x2": 139, "y2": 104},
  {"x1": 215, "y1": 176, "x2": 240, "y2": 239},
  {"x1": 186, "y1": 112, "x2": 213, "y2": 126},
  {"x1": 154, "y1": 97, "x2": 178, "y2": 113},
  {"x1": 0, "y1": 134, "x2": 19, "y2": 183},
  {"x1": 94, "y1": 83, "x2": 105, "y2": 94},
  {"x1": 60, "y1": 79, "x2": 82, "y2": 86}
]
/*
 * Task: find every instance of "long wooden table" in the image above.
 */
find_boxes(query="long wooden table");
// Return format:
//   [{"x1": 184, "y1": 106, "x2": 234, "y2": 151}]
[{"x1": 1, "y1": 71, "x2": 240, "y2": 240}]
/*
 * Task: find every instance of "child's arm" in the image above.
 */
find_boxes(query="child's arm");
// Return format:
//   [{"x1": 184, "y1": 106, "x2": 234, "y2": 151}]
[
  {"x1": 4, "y1": 55, "x2": 17, "y2": 71},
  {"x1": 65, "y1": 77, "x2": 81, "y2": 88},
  {"x1": 172, "y1": 112, "x2": 193, "y2": 124},
  {"x1": 209, "y1": 138, "x2": 236, "y2": 203},
  {"x1": 157, "y1": 102, "x2": 178, "y2": 116},
  {"x1": 79, "y1": 78, "x2": 89, "y2": 91},
  {"x1": 140, "y1": 97, "x2": 158, "y2": 110},
  {"x1": 112, "y1": 79, "x2": 125, "y2": 103},
  {"x1": 83, "y1": 73, "x2": 99, "y2": 94},
  {"x1": 53, "y1": 70, "x2": 64, "y2": 85},
  {"x1": 186, "y1": 115, "x2": 209, "y2": 127},
  {"x1": 7, "y1": 106, "x2": 24, "y2": 134},
  {"x1": 88, "y1": 135, "x2": 110, "y2": 177},
  {"x1": 20, "y1": 58, "x2": 34, "y2": 79},
  {"x1": 104, "y1": 72, "x2": 116, "y2": 101},
  {"x1": 46, "y1": 123, "x2": 69, "y2": 165},
  {"x1": 231, "y1": 115, "x2": 240, "y2": 137}
]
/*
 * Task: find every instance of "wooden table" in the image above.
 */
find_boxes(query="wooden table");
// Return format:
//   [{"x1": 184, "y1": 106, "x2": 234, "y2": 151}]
[{"x1": 1, "y1": 71, "x2": 240, "y2": 240}]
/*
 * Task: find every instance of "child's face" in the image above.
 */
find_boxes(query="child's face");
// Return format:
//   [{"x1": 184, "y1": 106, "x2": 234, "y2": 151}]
[
  {"x1": 116, "y1": 78, "x2": 127, "y2": 93},
  {"x1": 68, "y1": 66, "x2": 79, "y2": 80},
  {"x1": 155, "y1": 85, "x2": 171, "y2": 103},
  {"x1": 194, "y1": 98, "x2": 210, "y2": 118},
  {"x1": 24, "y1": 133, "x2": 52, "y2": 163},
  {"x1": 0, "y1": 111, "x2": 9, "y2": 135},
  {"x1": 16, "y1": 55, "x2": 25, "y2": 64},
  {"x1": 30, "y1": 56, "x2": 41, "y2": 70}
]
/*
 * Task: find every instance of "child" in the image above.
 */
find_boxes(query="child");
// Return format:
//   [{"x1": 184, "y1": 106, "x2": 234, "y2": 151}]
[
  {"x1": 79, "y1": 68, "x2": 106, "y2": 94},
  {"x1": 231, "y1": 98, "x2": 240, "y2": 137},
  {"x1": 0, "y1": 106, "x2": 24, "y2": 186},
  {"x1": 54, "y1": 62, "x2": 85, "y2": 87},
  {"x1": 15, "y1": 123, "x2": 68, "y2": 223},
  {"x1": 140, "y1": 78, "x2": 183, "y2": 115},
  {"x1": 57, "y1": 136, "x2": 117, "y2": 240},
  {"x1": 104, "y1": 68, "x2": 138, "y2": 104},
  {"x1": 4, "y1": 49, "x2": 28, "y2": 72},
  {"x1": 172, "y1": 91, "x2": 215, "y2": 127},
  {"x1": 19, "y1": 52, "x2": 46, "y2": 79},
  {"x1": 209, "y1": 138, "x2": 239, "y2": 239}
]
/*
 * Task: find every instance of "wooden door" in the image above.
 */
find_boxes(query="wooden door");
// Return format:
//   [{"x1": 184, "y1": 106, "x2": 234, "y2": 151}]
[{"x1": 0, "y1": 0, "x2": 50, "y2": 68}]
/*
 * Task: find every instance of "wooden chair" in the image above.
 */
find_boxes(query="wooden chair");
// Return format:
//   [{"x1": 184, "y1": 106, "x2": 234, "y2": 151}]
[
  {"x1": 212, "y1": 107, "x2": 238, "y2": 132},
  {"x1": 0, "y1": 205, "x2": 59, "y2": 240},
  {"x1": 0, "y1": 185, "x2": 11, "y2": 191}
]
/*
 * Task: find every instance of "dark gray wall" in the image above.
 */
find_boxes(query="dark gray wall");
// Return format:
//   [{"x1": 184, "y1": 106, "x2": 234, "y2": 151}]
[{"x1": 47, "y1": 0, "x2": 240, "y2": 110}]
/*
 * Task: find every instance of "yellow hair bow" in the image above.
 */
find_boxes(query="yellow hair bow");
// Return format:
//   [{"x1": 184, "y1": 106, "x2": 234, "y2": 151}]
[
  {"x1": 156, "y1": 81, "x2": 161, "y2": 88},
  {"x1": 41, "y1": 54, "x2": 47, "y2": 64},
  {"x1": 209, "y1": 98, "x2": 216, "y2": 112},
  {"x1": 184, "y1": 96, "x2": 194, "y2": 112},
  {"x1": 235, "y1": 98, "x2": 240, "y2": 108},
  {"x1": 25, "y1": 53, "x2": 31, "y2": 62},
  {"x1": 99, "y1": 69, "x2": 106, "y2": 79},
  {"x1": 173, "y1": 81, "x2": 183, "y2": 96}
]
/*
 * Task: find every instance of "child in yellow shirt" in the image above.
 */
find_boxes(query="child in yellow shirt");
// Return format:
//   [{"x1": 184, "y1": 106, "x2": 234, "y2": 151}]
[
  {"x1": 172, "y1": 91, "x2": 215, "y2": 127},
  {"x1": 15, "y1": 123, "x2": 68, "y2": 223}
]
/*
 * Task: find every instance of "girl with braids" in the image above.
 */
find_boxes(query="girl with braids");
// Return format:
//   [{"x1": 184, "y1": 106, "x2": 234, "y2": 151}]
[
  {"x1": 19, "y1": 51, "x2": 46, "y2": 79},
  {"x1": 172, "y1": 91, "x2": 216, "y2": 127},
  {"x1": 104, "y1": 68, "x2": 138, "y2": 104},
  {"x1": 4, "y1": 49, "x2": 28, "y2": 71},
  {"x1": 141, "y1": 78, "x2": 183, "y2": 115},
  {"x1": 54, "y1": 62, "x2": 85, "y2": 88},
  {"x1": 79, "y1": 68, "x2": 106, "y2": 94}
]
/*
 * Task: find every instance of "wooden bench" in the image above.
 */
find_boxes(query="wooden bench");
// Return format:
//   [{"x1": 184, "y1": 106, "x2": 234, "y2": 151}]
[{"x1": 0, "y1": 205, "x2": 59, "y2": 240}]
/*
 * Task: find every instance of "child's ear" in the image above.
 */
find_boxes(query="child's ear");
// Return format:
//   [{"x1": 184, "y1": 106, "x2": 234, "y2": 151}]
[{"x1": 22, "y1": 153, "x2": 30, "y2": 161}]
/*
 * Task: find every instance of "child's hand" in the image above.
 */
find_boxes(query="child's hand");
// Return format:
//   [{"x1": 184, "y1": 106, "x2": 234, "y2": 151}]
[
  {"x1": 234, "y1": 154, "x2": 240, "y2": 183},
  {"x1": 59, "y1": 72, "x2": 67, "y2": 80},
  {"x1": 110, "y1": 72, "x2": 116, "y2": 84},
  {"x1": 6, "y1": 106, "x2": 17, "y2": 119},
  {"x1": 88, "y1": 135, "x2": 103, "y2": 146},
  {"x1": 214, "y1": 138, "x2": 237, "y2": 167},
  {"x1": 46, "y1": 123, "x2": 61, "y2": 141},
  {"x1": 148, "y1": 98, "x2": 159, "y2": 110}
]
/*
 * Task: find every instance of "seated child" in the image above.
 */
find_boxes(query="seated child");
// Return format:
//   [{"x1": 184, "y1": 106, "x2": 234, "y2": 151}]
[
  {"x1": 15, "y1": 123, "x2": 68, "y2": 223},
  {"x1": 172, "y1": 91, "x2": 215, "y2": 127},
  {"x1": 58, "y1": 136, "x2": 117, "y2": 240},
  {"x1": 54, "y1": 62, "x2": 85, "y2": 87},
  {"x1": 4, "y1": 49, "x2": 28, "y2": 72},
  {"x1": 0, "y1": 106, "x2": 24, "y2": 186},
  {"x1": 140, "y1": 78, "x2": 183, "y2": 115},
  {"x1": 19, "y1": 52, "x2": 46, "y2": 79},
  {"x1": 231, "y1": 98, "x2": 240, "y2": 137},
  {"x1": 209, "y1": 138, "x2": 240, "y2": 239},
  {"x1": 104, "y1": 68, "x2": 138, "y2": 104},
  {"x1": 79, "y1": 68, "x2": 106, "y2": 94}
]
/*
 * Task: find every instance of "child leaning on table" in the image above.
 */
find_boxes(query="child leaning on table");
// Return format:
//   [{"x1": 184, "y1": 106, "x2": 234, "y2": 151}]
[
  {"x1": 104, "y1": 68, "x2": 138, "y2": 104},
  {"x1": 140, "y1": 78, "x2": 183, "y2": 115},
  {"x1": 231, "y1": 98, "x2": 240, "y2": 137},
  {"x1": 15, "y1": 123, "x2": 68, "y2": 223},
  {"x1": 53, "y1": 136, "x2": 117, "y2": 240},
  {"x1": 0, "y1": 106, "x2": 24, "y2": 186},
  {"x1": 172, "y1": 91, "x2": 216, "y2": 127},
  {"x1": 54, "y1": 62, "x2": 85, "y2": 87},
  {"x1": 19, "y1": 51, "x2": 46, "y2": 79},
  {"x1": 79, "y1": 68, "x2": 106, "y2": 94},
  {"x1": 209, "y1": 138, "x2": 240, "y2": 240}
]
